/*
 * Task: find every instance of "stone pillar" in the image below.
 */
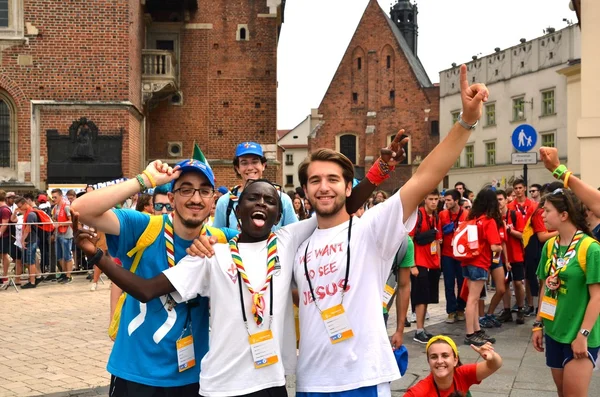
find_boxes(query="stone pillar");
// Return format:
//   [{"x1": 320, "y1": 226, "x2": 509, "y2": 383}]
[{"x1": 578, "y1": 0, "x2": 600, "y2": 185}]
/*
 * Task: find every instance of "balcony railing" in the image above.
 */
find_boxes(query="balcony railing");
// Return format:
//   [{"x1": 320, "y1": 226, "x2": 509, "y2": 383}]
[{"x1": 142, "y1": 50, "x2": 178, "y2": 104}]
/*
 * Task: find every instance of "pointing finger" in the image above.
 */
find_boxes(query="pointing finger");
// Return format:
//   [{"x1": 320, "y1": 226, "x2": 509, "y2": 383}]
[{"x1": 459, "y1": 64, "x2": 469, "y2": 92}]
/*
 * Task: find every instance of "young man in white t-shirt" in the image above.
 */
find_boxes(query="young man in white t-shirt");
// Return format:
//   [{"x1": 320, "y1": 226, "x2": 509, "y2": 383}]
[
  {"x1": 293, "y1": 64, "x2": 489, "y2": 397},
  {"x1": 73, "y1": 177, "x2": 381, "y2": 397}
]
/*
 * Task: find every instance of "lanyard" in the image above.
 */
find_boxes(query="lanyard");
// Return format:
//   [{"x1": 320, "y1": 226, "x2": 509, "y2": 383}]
[
  {"x1": 304, "y1": 216, "x2": 353, "y2": 310},
  {"x1": 238, "y1": 270, "x2": 274, "y2": 331},
  {"x1": 434, "y1": 378, "x2": 458, "y2": 397},
  {"x1": 452, "y1": 209, "x2": 463, "y2": 229}
]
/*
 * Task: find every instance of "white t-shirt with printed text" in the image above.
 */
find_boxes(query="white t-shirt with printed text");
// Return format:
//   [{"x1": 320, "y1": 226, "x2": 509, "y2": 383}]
[
  {"x1": 293, "y1": 192, "x2": 416, "y2": 393},
  {"x1": 163, "y1": 217, "x2": 317, "y2": 397}
]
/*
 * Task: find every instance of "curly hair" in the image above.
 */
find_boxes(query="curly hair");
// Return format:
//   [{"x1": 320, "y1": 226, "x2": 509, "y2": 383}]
[{"x1": 467, "y1": 188, "x2": 502, "y2": 228}]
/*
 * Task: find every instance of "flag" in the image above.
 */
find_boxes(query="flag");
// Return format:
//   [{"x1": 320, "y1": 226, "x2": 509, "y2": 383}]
[{"x1": 192, "y1": 142, "x2": 207, "y2": 163}]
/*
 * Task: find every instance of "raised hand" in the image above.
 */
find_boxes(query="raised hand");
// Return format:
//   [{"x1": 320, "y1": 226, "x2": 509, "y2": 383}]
[
  {"x1": 72, "y1": 212, "x2": 99, "y2": 256},
  {"x1": 460, "y1": 64, "x2": 489, "y2": 125},
  {"x1": 471, "y1": 342, "x2": 495, "y2": 361},
  {"x1": 539, "y1": 147, "x2": 560, "y2": 173},
  {"x1": 143, "y1": 160, "x2": 182, "y2": 187},
  {"x1": 381, "y1": 129, "x2": 409, "y2": 167}
]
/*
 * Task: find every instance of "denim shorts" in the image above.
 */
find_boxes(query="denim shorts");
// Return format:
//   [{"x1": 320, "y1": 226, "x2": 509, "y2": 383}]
[
  {"x1": 462, "y1": 265, "x2": 488, "y2": 281},
  {"x1": 57, "y1": 236, "x2": 73, "y2": 261},
  {"x1": 545, "y1": 334, "x2": 599, "y2": 369},
  {"x1": 22, "y1": 243, "x2": 37, "y2": 266},
  {"x1": 490, "y1": 259, "x2": 503, "y2": 271}
]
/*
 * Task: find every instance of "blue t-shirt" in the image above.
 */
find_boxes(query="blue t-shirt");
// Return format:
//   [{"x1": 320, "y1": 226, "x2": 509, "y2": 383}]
[
  {"x1": 106, "y1": 210, "x2": 210, "y2": 387},
  {"x1": 213, "y1": 188, "x2": 298, "y2": 231}
]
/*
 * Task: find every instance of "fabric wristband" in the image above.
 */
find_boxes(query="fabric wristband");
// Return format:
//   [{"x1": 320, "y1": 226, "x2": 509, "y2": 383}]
[
  {"x1": 366, "y1": 157, "x2": 395, "y2": 186},
  {"x1": 142, "y1": 170, "x2": 157, "y2": 188},
  {"x1": 135, "y1": 174, "x2": 147, "y2": 191},
  {"x1": 552, "y1": 164, "x2": 568, "y2": 180}
]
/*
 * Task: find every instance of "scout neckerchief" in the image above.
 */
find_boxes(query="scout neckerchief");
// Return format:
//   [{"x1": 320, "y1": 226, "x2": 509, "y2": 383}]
[
  {"x1": 229, "y1": 233, "x2": 279, "y2": 326},
  {"x1": 304, "y1": 216, "x2": 353, "y2": 311},
  {"x1": 545, "y1": 230, "x2": 583, "y2": 295}
]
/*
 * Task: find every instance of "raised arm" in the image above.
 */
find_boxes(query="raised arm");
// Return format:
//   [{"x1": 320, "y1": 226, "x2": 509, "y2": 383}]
[
  {"x1": 400, "y1": 64, "x2": 488, "y2": 221},
  {"x1": 71, "y1": 160, "x2": 181, "y2": 235},
  {"x1": 540, "y1": 147, "x2": 600, "y2": 216},
  {"x1": 73, "y1": 213, "x2": 174, "y2": 302},
  {"x1": 472, "y1": 343, "x2": 503, "y2": 381}
]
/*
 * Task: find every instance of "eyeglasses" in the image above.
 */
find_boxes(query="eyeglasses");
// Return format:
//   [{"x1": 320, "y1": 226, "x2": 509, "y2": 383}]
[
  {"x1": 153, "y1": 203, "x2": 173, "y2": 212},
  {"x1": 173, "y1": 187, "x2": 214, "y2": 198}
]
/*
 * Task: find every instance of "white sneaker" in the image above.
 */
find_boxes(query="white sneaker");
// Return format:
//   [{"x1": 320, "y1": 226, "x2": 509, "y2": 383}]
[
  {"x1": 409, "y1": 312, "x2": 417, "y2": 323},
  {"x1": 90, "y1": 282, "x2": 97, "y2": 291},
  {"x1": 426, "y1": 311, "x2": 431, "y2": 320}
]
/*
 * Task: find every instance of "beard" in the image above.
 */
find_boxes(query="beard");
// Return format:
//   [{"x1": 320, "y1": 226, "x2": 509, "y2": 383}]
[
  {"x1": 175, "y1": 208, "x2": 205, "y2": 229},
  {"x1": 312, "y1": 196, "x2": 346, "y2": 218}
]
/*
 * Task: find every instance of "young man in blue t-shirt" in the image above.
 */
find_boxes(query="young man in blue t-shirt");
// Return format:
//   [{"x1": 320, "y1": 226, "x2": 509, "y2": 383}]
[{"x1": 72, "y1": 159, "x2": 233, "y2": 396}]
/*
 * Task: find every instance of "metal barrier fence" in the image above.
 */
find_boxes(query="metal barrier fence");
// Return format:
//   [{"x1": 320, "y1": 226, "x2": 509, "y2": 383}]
[{"x1": 1, "y1": 220, "x2": 105, "y2": 293}]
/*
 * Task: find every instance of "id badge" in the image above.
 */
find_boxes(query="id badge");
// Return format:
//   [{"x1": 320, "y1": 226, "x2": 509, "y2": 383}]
[
  {"x1": 382, "y1": 283, "x2": 395, "y2": 309},
  {"x1": 540, "y1": 295, "x2": 557, "y2": 321},
  {"x1": 430, "y1": 242, "x2": 437, "y2": 255},
  {"x1": 492, "y1": 252, "x2": 501, "y2": 264},
  {"x1": 321, "y1": 304, "x2": 354, "y2": 344},
  {"x1": 249, "y1": 330, "x2": 279, "y2": 369},
  {"x1": 176, "y1": 335, "x2": 196, "y2": 372}
]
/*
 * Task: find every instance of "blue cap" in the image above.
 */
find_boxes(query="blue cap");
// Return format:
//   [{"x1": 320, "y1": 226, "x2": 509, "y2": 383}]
[
  {"x1": 171, "y1": 159, "x2": 215, "y2": 190},
  {"x1": 394, "y1": 345, "x2": 409, "y2": 376},
  {"x1": 154, "y1": 183, "x2": 171, "y2": 195},
  {"x1": 217, "y1": 186, "x2": 228, "y2": 195},
  {"x1": 235, "y1": 142, "x2": 264, "y2": 158}
]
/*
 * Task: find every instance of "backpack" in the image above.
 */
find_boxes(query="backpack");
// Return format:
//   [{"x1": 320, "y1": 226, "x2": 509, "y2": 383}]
[
  {"x1": 452, "y1": 217, "x2": 481, "y2": 259},
  {"x1": 545, "y1": 234, "x2": 597, "y2": 276},
  {"x1": 108, "y1": 215, "x2": 165, "y2": 340},
  {"x1": 225, "y1": 186, "x2": 242, "y2": 229},
  {"x1": 23, "y1": 208, "x2": 55, "y2": 233}
]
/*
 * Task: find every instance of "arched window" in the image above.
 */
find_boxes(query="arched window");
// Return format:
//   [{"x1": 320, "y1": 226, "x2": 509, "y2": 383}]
[
  {"x1": 0, "y1": 92, "x2": 17, "y2": 171},
  {"x1": 338, "y1": 134, "x2": 358, "y2": 165},
  {"x1": 239, "y1": 28, "x2": 246, "y2": 40},
  {"x1": 237, "y1": 24, "x2": 249, "y2": 41}
]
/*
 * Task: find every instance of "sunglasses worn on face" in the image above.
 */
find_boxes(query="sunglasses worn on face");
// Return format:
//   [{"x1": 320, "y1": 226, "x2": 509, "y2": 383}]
[
  {"x1": 529, "y1": 190, "x2": 538, "y2": 193},
  {"x1": 154, "y1": 203, "x2": 173, "y2": 212}
]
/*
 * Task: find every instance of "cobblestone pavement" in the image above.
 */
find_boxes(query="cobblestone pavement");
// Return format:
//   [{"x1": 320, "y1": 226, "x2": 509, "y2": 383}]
[{"x1": 1, "y1": 276, "x2": 598, "y2": 396}]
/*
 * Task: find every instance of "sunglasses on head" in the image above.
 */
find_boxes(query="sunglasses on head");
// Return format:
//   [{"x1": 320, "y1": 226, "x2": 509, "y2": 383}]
[
  {"x1": 153, "y1": 203, "x2": 174, "y2": 212},
  {"x1": 244, "y1": 179, "x2": 282, "y2": 192}
]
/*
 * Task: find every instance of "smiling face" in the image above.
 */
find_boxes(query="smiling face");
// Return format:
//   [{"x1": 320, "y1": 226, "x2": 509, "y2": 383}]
[
  {"x1": 235, "y1": 155, "x2": 266, "y2": 183},
  {"x1": 170, "y1": 172, "x2": 214, "y2": 229},
  {"x1": 236, "y1": 181, "x2": 281, "y2": 240},
  {"x1": 427, "y1": 342, "x2": 458, "y2": 380},
  {"x1": 304, "y1": 160, "x2": 351, "y2": 219}
]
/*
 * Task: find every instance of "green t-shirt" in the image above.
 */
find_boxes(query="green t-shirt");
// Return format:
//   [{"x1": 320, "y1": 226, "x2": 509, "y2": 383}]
[
  {"x1": 536, "y1": 236, "x2": 600, "y2": 347},
  {"x1": 383, "y1": 237, "x2": 415, "y2": 314}
]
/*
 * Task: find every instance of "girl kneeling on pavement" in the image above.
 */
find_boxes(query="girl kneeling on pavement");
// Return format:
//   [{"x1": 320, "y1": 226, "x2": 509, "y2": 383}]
[
  {"x1": 532, "y1": 188, "x2": 600, "y2": 397},
  {"x1": 404, "y1": 335, "x2": 502, "y2": 396}
]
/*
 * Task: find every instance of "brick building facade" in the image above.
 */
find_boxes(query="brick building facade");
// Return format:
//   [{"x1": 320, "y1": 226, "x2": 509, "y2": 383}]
[
  {"x1": 0, "y1": 0, "x2": 284, "y2": 190},
  {"x1": 308, "y1": 0, "x2": 439, "y2": 193}
]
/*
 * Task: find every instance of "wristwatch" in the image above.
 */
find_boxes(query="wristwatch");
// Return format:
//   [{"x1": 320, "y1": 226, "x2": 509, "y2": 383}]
[
  {"x1": 580, "y1": 329, "x2": 590, "y2": 338},
  {"x1": 458, "y1": 112, "x2": 478, "y2": 130},
  {"x1": 87, "y1": 248, "x2": 104, "y2": 266}
]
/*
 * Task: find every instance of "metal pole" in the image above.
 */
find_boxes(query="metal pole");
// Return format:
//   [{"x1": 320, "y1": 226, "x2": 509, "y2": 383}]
[{"x1": 524, "y1": 164, "x2": 528, "y2": 190}]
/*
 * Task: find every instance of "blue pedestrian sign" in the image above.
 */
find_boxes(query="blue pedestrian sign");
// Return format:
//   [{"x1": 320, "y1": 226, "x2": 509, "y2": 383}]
[{"x1": 511, "y1": 124, "x2": 537, "y2": 152}]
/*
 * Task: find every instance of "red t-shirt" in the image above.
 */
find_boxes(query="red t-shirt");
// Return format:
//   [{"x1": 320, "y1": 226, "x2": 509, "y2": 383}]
[
  {"x1": 504, "y1": 209, "x2": 525, "y2": 263},
  {"x1": 530, "y1": 207, "x2": 547, "y2": 233},
  {"x1": 0, "y1": 205, "x2": 11, "y2": 238},
  {"x1": 462, "y1": 216, "x2": 501, "y2": 270},
  {"x1": 507, "y1": 198, "x2": 537, "y2": 223},
  {"x1": 410, "y1": 207, "x2": 442, "y2": 269},
  {"x1": 439, "y1": 208, "x2": 468, "y2": 258},
  {"x1": 404, "y1": 363, "x2": 480, "y2": 397}
]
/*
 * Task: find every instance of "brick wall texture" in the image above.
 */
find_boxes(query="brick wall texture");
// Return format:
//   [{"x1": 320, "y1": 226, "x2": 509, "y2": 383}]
[
  {"x1": 308, "y1": 0, "x2": 440, "y2": 193},
  {"x1": 0, "y1": 0, "x2": 281, "y2": 188}
]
